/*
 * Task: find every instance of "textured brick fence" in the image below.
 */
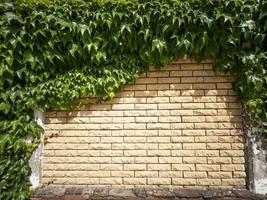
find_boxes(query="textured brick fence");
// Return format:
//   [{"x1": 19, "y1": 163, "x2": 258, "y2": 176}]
[{"x1": 43, "y1": 59, "x2": 246, "y2": 188}]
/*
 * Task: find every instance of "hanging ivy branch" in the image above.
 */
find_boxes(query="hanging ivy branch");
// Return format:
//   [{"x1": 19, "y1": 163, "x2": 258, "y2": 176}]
[{"x1": 0, "y1": 0, "x2": 266, "y2": 199}]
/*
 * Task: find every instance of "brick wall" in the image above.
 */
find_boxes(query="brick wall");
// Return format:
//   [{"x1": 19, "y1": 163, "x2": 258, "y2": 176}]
[{"x1": 43, "y1": 59, "x2": 246, "y2": 189}]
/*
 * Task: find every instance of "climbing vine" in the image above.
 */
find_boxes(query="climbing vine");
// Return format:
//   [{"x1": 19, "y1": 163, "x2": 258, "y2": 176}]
[{"x1": 0, "y1": 0, "x2": 266, "y2": 199}]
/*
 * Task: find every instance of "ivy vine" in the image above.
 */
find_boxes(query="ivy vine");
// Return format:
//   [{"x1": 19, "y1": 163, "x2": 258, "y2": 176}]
[{"x1": 0, "y1": 0, "x2": 266, "y2": 199}]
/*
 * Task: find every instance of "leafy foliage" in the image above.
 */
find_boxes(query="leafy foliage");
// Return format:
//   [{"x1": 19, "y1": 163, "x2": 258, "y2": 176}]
[{"x1": 0, "y1": 0, "x2": 266, "y2": 199}]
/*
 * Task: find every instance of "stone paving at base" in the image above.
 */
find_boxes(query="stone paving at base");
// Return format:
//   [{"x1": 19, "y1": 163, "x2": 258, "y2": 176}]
[{"x1": 31, "y1": 187, "x2": 266, "y2": 200}]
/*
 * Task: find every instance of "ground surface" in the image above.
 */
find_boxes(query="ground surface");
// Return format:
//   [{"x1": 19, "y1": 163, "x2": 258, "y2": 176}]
[{"x1": 31, "y1": 187, "x2": 266, "y2": 200}]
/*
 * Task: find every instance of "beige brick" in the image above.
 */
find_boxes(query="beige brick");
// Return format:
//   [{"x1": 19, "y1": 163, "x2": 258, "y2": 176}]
[
  {"x1": 123, "y1": 97, "x2": 146, "y2": 103},
  {"x1": 100, "y1": 164, "x2": 123, "y2": 171},
  {"x1": 148, "y1": 164, "x2": 170, "y2": 171},
  {"x1": 158, "y1": 77, "x2": 180, "y2": 84},
  {"x1": 172, "y1": 164, "x2": 195, "y2": 171},
  {"x1": 194, "y1": 123, "x2": 219, "y2": 129},
  {"x1": 172, "y1": 178, "x2": 196, "y2": 185},
  {"x1": 206, "y1": 130, "x2": 230, "y2": 136},
  {"x1": 193, "y1": 83, "x2": 216, "y2": 90},
  {"x1": 135, "y1": 91, "x2": 157, "y2": 97},
  {"x1": 218, "y1": 136, "x2": 243, "y2": 143},
  {"x1": 207, "y1": 143, "x2": 231, "y2": 150},
  {"x1": 88, "y1": 144, "x2": 111, "y2": 150},
  {"x1": 205, "y1": 103, "x2": 228, "y2": 109},
  {"x1": 217, "y1": 83, "x2": 232, "y2": 89},
  {"x1": 171, "y1": 136, "x2": 194, "y2": 143},
  {"x1": 101, "y1": 137, "x2": 123, "y2": 143},
  {"x1": 183, "y1": 143, "x2": 206, "y2": 150},
  {"x1": 197, "y1": 179, "x2": 221, "y2": 186},
  {"x1": 135, "y1": 144, "x2": 158, "y2": 150},
  {"x1": 193, "y1": 70, "x2": 215, "y2": 76},
  {"x1": 116, "y1": 91, "x2": 135, "y2": 98},
  {"x1": 100, "y1": 150, "x2": 123, "y2": 156},
  {"x1": 147, "y1": 110, "x2": 169, "y2": 116},
  {"x1": 136, "y1": 117, "x2": 158, "y2": 123},
  {"x1": 159, "y1": 157, "x2": 182, "y2": 164},
  {"x1": 233, "y1": 171, "x2": 246, "y2": 178},
  {"x1": 195, "y1": 136, "x2": 218, "y2": 143},
  {"x1": 100, "y1": 124, "x2": 123, "y2": 130},
  {"x1": 134, "y1": 157, "x2": 158, "y2": 164},
  {"x1": 89, "y1": 117, "x2": 112, "y2": 123},
  {"x1": 208, "y1": 172, "x2": 232, "y2": 179},
  {"x1": 124, "y1": 84, "x2": 146, "y2": 91},
  {"x1": 171, "y1": 110, "x2": 193, "y2": 116},
  {"x1": 205, "y1": 90, "x2": 228, "y2": 96},
  {"x1": 88, "y1": 157, "x2": 111, "y2": 163},
  {"x1": 159, "y1": 116, "x2": 181, "y2": 123},
  {"x1": 194, "y1": 109, "x2": 217, "y2": 116},
  {"x1": 148, "y1": 150, "x2": 171, "y2": 156},
  {"x1": 111, "y1": 171, "x2": 134, "y2": 177},
  {"x1": 170, "y1": 84, "x2": 192, "y2": 90},
  {"x1": 159, "y1": 143, "x2": 182, "y2": 150},
  {"x1": 182, "y1": 116, "x2": 205, "y2": 123},
  {"x1": 124, "y1": 137, "x2": 146, "y2": 143},
  {"x1": 159, "y1": 130, "x2": 181, "y2": 136},
  {"x1": 135, "y1": 104, "x2": 157, "y2": 110},
  {"x1": 135, "y1": 78, "x2": 157, "y2": 84},
  {"x1": 181, "y1": 90, "x2": 205, "y2": 96},
  {"x1": 183, "y1": 157, "x2": 207, "y2": 164},
  {"x1": 148, "y1": 178, "x2": 171, "y2": 185},
  {"x1": 220, "y1": 150, "x2": 244, "y2": 157},
  {"x1": 182, "y1": 130, "x2": 205, "y2": 136},
  {"x1": 232, "y1": 157, "x2": 245, "y2": 164},
  {"x1": 221, "y1": 164, "x2": 245, "y2": 171},
  {"x1": 171, "y1": 123, "x2": 194, "y2": 130},
  {"x1": 147, "y1": 84, "x2": 169, "y2": 90},
  {"x1": 172, "y1": 150, "x2": 195, "y2": 156},
  {"x1": 123, "y1": 110, "x2": 146, "y2": 117},
  {"x1": 196, "y1": 164, "x2": 220, "y2": 171},
  {"x1": 181, "y1": 77, "x2": 204, "y2": 83},
  {"x1": 184, "y1": 172, "x2": 207, "y2": 178},
  {"x1": 182, "y1": 103, "x2": 204, "y2": 109},
  {"x1": 196, "y1": 150, "x2": 219, "y2": 157},
  {"x1": 124, "y1": 123, "x2": 146, "y2": 130},
  {"x1": 124, "y1": 164, "x2": 146, "y2": 171},
  {"x1": 100, "y1": 178, "x2": 122, "y2": 185},
  {"x1": 135, "y1": 171, "x2": 158, "y2": 178},
  {"x1": 159, "y1": 171, "x2": 182, "y2": 178},
  {"x1": 208, "y1": 157, "x2": 231, "y2": 164},
  {"x1": 113, "y1": 117, "x2": 135, "y2": 123},
  {"x1": 170, "y1": 70, "x2": 193, "y2": 77},
  {"x1": 158, "y1": 90, "x2": 180, "y2": 97},
  {"x1": 147, "y1": 123, "x2": 170, "y2": 130},
  {"x1": 158, "y1": 103, "x2": 181, "y2": 110},
  {"x1": 221, "y1": 179, "x2": 245, "y2": 186},
  {"x1": 170, "y1": 97, "x2": 193, "y2": 103},
  {"x1": 88, "y1": 171, "x2": 110, "y2": 177},
  {"x1": 112, "y1": 104, "x2": 134, "y2": 110},
  {"x1": 206, "y1": 116, "x2": 230, "y2": 122},
  {"x1": 112, "y1": 157, "x2": 135, "y2": 163},
  {"x1": 123, "y1": 178, "x2": 146, "y2": 185},
  {"x1": 147, "y1": 71, "x2": 169, "y2": 77},
  {"x1": 124, "y1": 150, "x2": 146, "y2": 156},
  {"x1": 76, "y1": 164, "x2": 99, "y2": 171}
]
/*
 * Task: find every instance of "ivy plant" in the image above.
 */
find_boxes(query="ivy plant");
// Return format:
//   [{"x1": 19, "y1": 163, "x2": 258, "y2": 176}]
[{"x1": 0, "y1": 0, "x2": 266, "y2": 199}]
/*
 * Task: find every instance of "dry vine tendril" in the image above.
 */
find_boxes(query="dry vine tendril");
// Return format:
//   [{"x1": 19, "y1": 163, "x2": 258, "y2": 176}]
[{"x1": 0, "y1": 0, "x2": 266, "y2": 199}]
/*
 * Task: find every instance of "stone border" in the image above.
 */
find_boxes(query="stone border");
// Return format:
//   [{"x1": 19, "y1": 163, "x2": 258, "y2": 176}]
[{"x1": 31, "y1": 187, "x2": 266, "y2": 200}]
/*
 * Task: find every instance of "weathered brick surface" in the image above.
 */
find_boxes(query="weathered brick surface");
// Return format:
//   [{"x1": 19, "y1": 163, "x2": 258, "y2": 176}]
[{"x1": 44, "y1": 59, "x2": 245, "y2": 188}]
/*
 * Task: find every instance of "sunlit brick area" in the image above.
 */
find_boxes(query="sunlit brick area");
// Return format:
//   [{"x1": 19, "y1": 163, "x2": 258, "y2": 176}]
[{"x1": 43, "y1": 59, "x2": 245, "y2": 189}]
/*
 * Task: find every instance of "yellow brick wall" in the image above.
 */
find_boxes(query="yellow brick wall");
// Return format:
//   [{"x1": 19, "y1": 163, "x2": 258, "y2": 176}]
[{"x1": 43, "y1": 59, "x2": 246, "y2": 189}]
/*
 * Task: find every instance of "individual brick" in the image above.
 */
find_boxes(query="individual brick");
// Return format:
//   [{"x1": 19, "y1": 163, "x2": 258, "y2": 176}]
[{"x1": 184, "y1": 172, "x2": 207, "y2": 178}]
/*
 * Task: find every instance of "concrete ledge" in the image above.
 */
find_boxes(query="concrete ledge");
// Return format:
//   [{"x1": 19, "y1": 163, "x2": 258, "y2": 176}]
[{"x1": 31, "y1": 187, "x2": 266, "y2": 200}]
